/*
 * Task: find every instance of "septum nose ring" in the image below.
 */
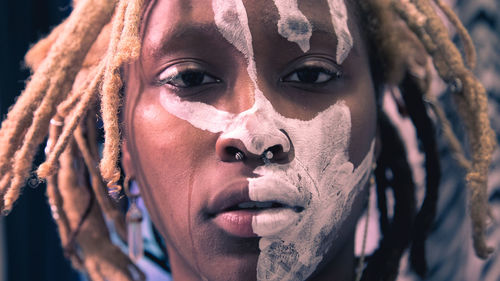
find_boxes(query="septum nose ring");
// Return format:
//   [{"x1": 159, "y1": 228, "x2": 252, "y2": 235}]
[
  {"x1": 261, "y1": 150, "x2": 273, "y2": 165},
  {"x1": 235, "y1": 151, "x2": 244, "y2": 161},
  {"x1": 234, "y1": 150, "x2": 274, "y2": 164}
]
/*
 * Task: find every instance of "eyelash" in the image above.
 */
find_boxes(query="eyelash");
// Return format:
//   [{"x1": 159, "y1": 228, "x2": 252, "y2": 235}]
[
  {"x1": 281, "y1": 66, "x2": 342, "y2": 85},
  {"x1": 157, "y1": 61, "x2": 342, "y2": 90},
  {"x1": 157, "y1": 65, "x2": 221, "y2": 89}
]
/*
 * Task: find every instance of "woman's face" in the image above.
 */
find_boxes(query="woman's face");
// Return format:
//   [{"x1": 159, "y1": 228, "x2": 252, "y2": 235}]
[{"x1": 122, "y1": 0, "x2": 377, "y2": 280}]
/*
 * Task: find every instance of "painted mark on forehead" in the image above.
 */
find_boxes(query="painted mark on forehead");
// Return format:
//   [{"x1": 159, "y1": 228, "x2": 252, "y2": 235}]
[
  {"x1": 273, "y1": 0, "x2": 312, "y2": 52},
  {"x1": 159, "y1": 3, "x2": 367, "y2": 280},
  {"x1": 326, "y1": 0, "x2": 353, "y2": 64},
  {"x1": 212, "y1": 0, "x2": 258, "y2": 83}
]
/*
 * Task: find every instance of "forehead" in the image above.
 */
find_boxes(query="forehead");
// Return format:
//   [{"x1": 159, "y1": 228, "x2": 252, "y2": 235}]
[
  {"x1": 144, "y1": 0, "x2": 337, "y2": 32},
  {"x1": 142, "y1": 0, "x2": 359, "y2": 60}
]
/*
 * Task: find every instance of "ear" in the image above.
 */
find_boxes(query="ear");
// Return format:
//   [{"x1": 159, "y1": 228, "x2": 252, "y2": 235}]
[{"x1": 121, "y1": 138, "x2": 135, "y2": 178}]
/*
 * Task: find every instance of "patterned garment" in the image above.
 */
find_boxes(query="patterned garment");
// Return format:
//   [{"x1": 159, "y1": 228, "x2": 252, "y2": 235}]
[{"x1": 396, "y1": 0, "x2": 500, "y2": 280}]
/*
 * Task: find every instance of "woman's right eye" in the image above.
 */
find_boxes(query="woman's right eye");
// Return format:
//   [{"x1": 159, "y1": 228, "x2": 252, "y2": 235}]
[{"x1": 158, "y1": 63, "x2": 221, "y2": 88}]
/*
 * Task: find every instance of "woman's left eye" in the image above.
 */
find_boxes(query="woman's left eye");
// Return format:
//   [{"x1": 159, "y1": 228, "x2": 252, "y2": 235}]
[
  {"x1": 158, "y1": 64, "x2": 220, "y2": 88},
  {"x1": 282, "y1": 67, "x2": 340, "y2": 84}
]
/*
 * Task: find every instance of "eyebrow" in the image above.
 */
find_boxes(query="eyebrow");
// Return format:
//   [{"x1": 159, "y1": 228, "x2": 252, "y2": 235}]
[
  {"x1": 310, "y1": 18, "x2": 360, "y2": 57},
  {"x1": 148, "y1": 17, "x2": 358, "y2": 60},
  {"x1": 148, "y1": 22, "x2": 224, "y2": 60},
  {"x1": 258, "y1": 8, "x2": 336, "y2": 38},
  {"x1": 169, "y1": 22, "x2": 221, "y2": 39},
  {"x1": 311, "y1": 20, "x2": 336, "y2": 37}
]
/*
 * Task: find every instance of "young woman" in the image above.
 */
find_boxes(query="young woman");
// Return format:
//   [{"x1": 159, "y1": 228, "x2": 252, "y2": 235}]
[{"x1": 0, "y1": 0, "x2": 496, "y2": 280}]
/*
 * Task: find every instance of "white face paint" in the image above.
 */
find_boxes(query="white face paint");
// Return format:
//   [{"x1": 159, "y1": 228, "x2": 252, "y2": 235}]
[
  {"x1": 159, "y1": 0, "x2": 372, "y2": 280},
  {"x1": 327, "y1": 0, "x2": 353, "y2": 64},
  {"x1": 272, "y1": 0, "x2": 312, "y2": 52}
]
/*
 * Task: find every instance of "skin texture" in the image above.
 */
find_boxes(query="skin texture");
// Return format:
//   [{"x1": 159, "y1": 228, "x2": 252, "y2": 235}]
[{"x1": 121, "y1": 0, "x2": 377, "y2": 280}]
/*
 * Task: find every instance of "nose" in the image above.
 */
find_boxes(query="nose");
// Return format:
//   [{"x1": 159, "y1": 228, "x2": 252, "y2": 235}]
[
  {"x1": 215, "y1": 134, "x2": 291, "y2": 164},
  {"x1": 215, "y1": 113, "x2": 291, "y2": 164}
]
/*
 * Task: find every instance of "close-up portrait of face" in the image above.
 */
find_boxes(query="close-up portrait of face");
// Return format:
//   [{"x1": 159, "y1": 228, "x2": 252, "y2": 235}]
[
  {"x1": 122, "y1": 1, "x2": 375, "y2": 280},
  {"x1": 0, "y1": 0, "x2": 499, "y2": 281}
]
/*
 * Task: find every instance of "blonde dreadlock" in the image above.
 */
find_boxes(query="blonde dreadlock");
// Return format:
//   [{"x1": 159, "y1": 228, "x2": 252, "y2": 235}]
[
  {"x1": 357, "y1": 0, "x2": 496, "y2": 279},
  {"x1": 0, "y1": 0, "x2": 496, "y2": 280},
  {"x1": 0, "y1": 0, "x2": 116, "y2": 211},
  {"x1": 391, "y1": 0, "x2": 496, "y2": 259},
  {"x1": 0, "y1": 0, "x2": 145, "y2": 279}
]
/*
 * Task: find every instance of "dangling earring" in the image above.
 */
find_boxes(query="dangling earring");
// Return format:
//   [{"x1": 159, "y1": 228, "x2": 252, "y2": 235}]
[
  {"x1": 124, "y1": 176, "x2": 144, "y2": 262},
  {"x1": 355, "y1": 163, "x2": 376, "y2": 281}
]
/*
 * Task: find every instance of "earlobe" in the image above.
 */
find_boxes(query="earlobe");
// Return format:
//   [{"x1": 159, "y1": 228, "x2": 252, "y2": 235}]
[{"x1": 121, "y1": 139, "x2": 135, "y2": 178}]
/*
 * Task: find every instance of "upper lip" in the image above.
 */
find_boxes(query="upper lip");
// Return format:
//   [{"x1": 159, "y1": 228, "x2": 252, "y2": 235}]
[
  {"x1": 206, "y1": 178, "x2": 306, "y2": 217},
  {"x1": 206, "y1": 180, "x2": 252, "y2": 216},
  {"x1": 248, "y1": 176, "x2": 307, "y2": 211}
]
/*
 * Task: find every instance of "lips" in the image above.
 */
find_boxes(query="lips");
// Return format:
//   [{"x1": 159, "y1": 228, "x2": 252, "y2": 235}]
[
  {"x1": 229, "y1": 201, "x2": 301, "y2": 211},
  {"x1": 208, "y1": 179, "x2": 305, "y2": 238}
]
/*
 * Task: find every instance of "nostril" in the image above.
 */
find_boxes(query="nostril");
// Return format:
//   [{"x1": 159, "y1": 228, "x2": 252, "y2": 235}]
[
  {"x1": 216, "y1": 136, "x2": 249, "y2": 162},
  {"x1": 259, "y1": 145, "x2": 284, "y2": 165},
  {"x1": 268, "y1": 145, "x2": 284, "y2": 158},
  {"x1": 215, "y1": 130, "x2": 292, "y2": 164},
  {"x1": 268, "y1": 145, "x2": 282, "y2": 153},
  {"x1": 226, "y1": 147, "x2": 245, "y2": 161},
  {"x1": 262, "y1": 144, "x2": 293, "y2": 164}
]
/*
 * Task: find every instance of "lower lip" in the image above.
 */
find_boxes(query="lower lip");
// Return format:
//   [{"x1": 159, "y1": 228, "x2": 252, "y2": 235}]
[
  {"x1": 213, "y1": 208, "x2": 301, "y2": 238},
  {"x1": 213, "y1": 210, "x2": 257, "y2": 238}
]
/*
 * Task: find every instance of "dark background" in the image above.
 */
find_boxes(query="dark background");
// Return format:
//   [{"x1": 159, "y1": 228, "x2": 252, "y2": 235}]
[{"x1": 0, "y1": 1, "x2": 80, "y2": 280}]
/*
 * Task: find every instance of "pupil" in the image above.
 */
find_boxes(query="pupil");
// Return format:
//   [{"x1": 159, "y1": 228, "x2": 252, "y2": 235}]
[
  {"x1": 296, "y1": 68, "x2": 320, "y2": 83},
  {"x1": 181, "y1": 72, "x2": 204, "y2": 86}
]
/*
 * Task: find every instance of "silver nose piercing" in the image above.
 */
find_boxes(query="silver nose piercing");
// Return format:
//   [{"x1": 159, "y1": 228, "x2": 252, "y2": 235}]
[
  {"x1": 262, "y1": 150, "x2": 273, "y2": 164},
  {"x1": 235, "y1": 151, "x2": 244, "y2": 161}
]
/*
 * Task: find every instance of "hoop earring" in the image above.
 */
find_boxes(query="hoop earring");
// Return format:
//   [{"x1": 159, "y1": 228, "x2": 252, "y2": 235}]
[
  {"x1": 355, "y1": 163, "x2": 376, "y2": 281},
  {"x1": 124, "y1": 176, "x2": 144, "y2": 262}
]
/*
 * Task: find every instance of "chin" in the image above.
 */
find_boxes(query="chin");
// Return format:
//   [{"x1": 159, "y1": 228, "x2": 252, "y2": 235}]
[{"x1": 196, "y1": 250, "x2": 260, "y2": 281}]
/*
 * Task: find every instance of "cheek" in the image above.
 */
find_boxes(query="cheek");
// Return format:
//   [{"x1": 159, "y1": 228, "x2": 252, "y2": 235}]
[
  {"x1": 128, "y1": 99, "x2": 214, "y2": 237},
  {"x1": 132, "y1": 98, "x2": 214, "y2": 170},
  {"x1": 346, "y1": 82, "x2": 377, "y2": 166}
]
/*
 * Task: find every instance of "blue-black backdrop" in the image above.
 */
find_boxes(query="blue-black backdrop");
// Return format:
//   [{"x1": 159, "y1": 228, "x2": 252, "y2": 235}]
[{"x1": 0, "y1": 1, "x2": 81, "y2": 280}]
